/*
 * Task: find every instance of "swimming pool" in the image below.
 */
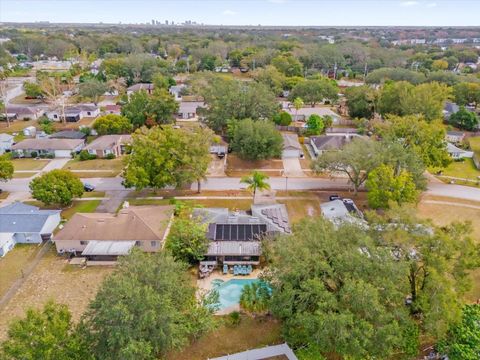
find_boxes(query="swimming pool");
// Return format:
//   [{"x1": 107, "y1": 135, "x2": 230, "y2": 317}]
[{"x1": 212, "y1": 278, "x2": 262, "y2": 310}]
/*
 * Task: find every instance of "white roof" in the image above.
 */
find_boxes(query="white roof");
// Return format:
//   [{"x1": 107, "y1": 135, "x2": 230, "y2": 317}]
[
  {"x1": 81, "y1": 240, "x2": 136, "y2": 256},
  {"x1": 320, "y1": 200, "x2": 350, "y2": 220},
  {"x1": 0, "y1": 133, "x2": 13, "y2": 141},
  {"x1": 446, "y1": 142, "x2": 472, "y2": 154}
]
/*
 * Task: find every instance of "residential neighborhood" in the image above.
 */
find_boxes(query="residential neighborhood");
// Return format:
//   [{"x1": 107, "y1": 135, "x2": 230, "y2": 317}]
[{"x1": 0, "y1": 3, "x2": 480, "y2": 359}]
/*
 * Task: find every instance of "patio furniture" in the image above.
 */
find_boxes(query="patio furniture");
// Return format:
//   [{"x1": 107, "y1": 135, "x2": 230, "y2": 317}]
[
  {"x1": 233, "y1": 265, "x2": 239, "y2": 275},
  {"x1": 247, "y1": 265, "x2": 252, "y2": 274},
  {"x1": 223, "y1": 264, "x2": 228, "y2": 274}
]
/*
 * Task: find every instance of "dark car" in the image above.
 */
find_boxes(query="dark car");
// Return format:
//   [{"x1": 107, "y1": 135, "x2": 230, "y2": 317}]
[
  {"x1": 217, "y1": 151, "x2": 225, "y2": 159},
  {"x1": 83, "y1": 183, "x2": 95, "y2": 192},
  {"x1": 329, "y1": 194, "x2": 340, "y2": 201}
]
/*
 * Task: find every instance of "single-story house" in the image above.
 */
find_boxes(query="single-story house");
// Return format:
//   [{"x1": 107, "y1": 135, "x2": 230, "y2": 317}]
[
  {"x1": 282, "y1": 133, "x2": 303, "y2": 158},
  {"x1": 46, "y1": 104, "x2": 100, "y2": 122},
  {"x1": 84, "y1": 134, "x2": 132, "y2": 158},
  {"x1": 104, "y1": 104, "x2": 122, "y2": 115},
  {"x1": 5, "y1": 106, "x2": 44, "y2": 120},
  {"x1": 310, "y1": 135, "x2": 349, "y2": 157},
  {"x1": 320, "y1": 199, "x2": 366, "y2": 228},
  {"x1": 12, "y1": 138, "x2": 84, "y2": 158},
  {"x1": 446, "y1": 131, "x2": 465, "y2": 144},
  {"x1": 443, "y1": 102, "x2": 460, "y2": 119},
  {"x1": 0, "y1": 202, "x2": 61, "y2": 257},
  {"x1": 193, "y1": 204, "x2": 290, "y2": 267},
  {"x1": 54, "y1": 205, "x2": 174, "y2": 260},
  {"x1": 50, "y1": 130, "x2": 87, "y2": 140},
  {"x1": 177, "y1": 101, "x2": 204, "y2": 120},
  {"x1": 0, "y1": 133, "x2": 14, "y2": 154},
  {"x1": 126, "y1": 83, "x2": 154, "y2": 96},
  {"x1": 446, "y1": 142, "x2": 474, "y2": 159},
  {"x1": 169, "y1": 84, "x2": 186, "y2": 101},
  {"x1": 283, "y1": 104, "x2": 342, "y2": 123}
]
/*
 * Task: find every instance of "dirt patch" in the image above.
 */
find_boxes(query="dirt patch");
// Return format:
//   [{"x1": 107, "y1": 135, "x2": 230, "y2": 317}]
[
  {"x1": 227, "y1": 154, "x2": 284, "y2": 172},
  {"x1": 0, "y1": 249, "x2": 113, "y2": 341}
]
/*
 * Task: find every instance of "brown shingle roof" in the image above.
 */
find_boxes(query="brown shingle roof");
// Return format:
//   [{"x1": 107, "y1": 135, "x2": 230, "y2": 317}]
[
  {"x1": 55, "y1": 206, "x2": 174, "y2": 242},
  {"x1": 12, "y1": 138, "x2": 84, "y2": 151},
  {"x1": 84, "y1": 135, "x2": 132, "y2": 151}
]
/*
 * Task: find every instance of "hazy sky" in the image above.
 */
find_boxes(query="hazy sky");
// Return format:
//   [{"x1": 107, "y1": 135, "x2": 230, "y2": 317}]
[{"x1": 1, "y1": 0, "x2": 479, "y2": 26}]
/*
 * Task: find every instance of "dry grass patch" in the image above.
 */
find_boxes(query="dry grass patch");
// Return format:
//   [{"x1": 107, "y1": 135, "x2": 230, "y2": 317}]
[
  {"x1": 12, "y1": 172, "x2": 36, "y2": 178},
  {"x1": 0, "y1": 120, "x2": 38, "y2": 133},
  {"x1": 227, "y1": 154, "x2": 284, "y2": 171},
  {"x1": 12, "y1": 158, "x2": 50, "y2": 171},
  {"x1": 0, "y1": 249, "x2": 113, "y2": 341},
  {"x1": 53, "y1": 117, "x2": 97, "y2": 131},
  {"x1": 64, "y1": 157, "x2": 124, "y2": 172},
  {"x1": 166, "y1": 316, "x2": 282, "y2": 360},
  {"x1": 279, "y1": 198, "x2": 321, "y2": 224},
  {"x1": 0, "y1": 245, "x2": 41, "y2": 298}
]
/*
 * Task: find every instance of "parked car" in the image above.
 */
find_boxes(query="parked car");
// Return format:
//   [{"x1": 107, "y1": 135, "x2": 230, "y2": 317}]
[
  {"x1": 217, "y1": 151, "x2": 225, "y2": 159},
  {"x1": 83, "y1": 183, "x2": 95, "y2": 192},
  {"x1": 329, "y1": 194, "x2": 340, "y2": 201}
]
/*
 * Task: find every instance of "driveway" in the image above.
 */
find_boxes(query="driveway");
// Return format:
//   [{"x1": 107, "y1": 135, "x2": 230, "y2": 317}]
[
  {"x1": 282, "y1": 157, "x2": 305, "y2": 177},
  {"x1": 40, "y1": 158, "x2": 70, "y2": 172},
  {"x1": 207, "y1": 154, "x2": 226, "y2": 177},
  {"x1": 96, "y1": 190, "x2": 131, "y2": 213}
]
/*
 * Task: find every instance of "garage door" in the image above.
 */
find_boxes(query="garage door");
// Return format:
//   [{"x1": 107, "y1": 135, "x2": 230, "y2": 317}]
[
  {"x1": 282, "y1": 149, "x2": 300, "y2": 158},
  {"x1": 54, "y1": 150, "x2": 72, "y2": 158}
]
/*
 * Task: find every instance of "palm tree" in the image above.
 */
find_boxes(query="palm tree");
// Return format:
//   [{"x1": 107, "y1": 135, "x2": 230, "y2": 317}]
[
  {"x1": 240, "y1": 283, "x2": 270, "y2": 315},
  {"x1": 293, "y1": 97, "x2": 304, "y2": 122},
  {"x1": 240, "y1": 171, "x2": 271, "y2": 202}
]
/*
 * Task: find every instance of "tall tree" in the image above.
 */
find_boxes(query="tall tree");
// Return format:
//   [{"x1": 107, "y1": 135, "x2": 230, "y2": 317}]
[
  {"x1": 454, "y1": 82, "x2": 480, "y2": 108},
  {"x1": 82, "y1": 250, "x2": 215, "y2": 359},
  {"x1": 121, "y1": 90, "x2": 150, "y2": 128},
  {"x1": 289, "y1": 78, "x2": 338, "y2": 106},
  {"x1": 344, "y1": 85, "x2": 377, "y2": 119},
  {"x1": 240, "y1": 171, "x2": 271, "y2": 201},
  {"x1": 79, "y1": 79, "x2": 108, "y2": 104},
  {"x1": 122, "y1": 126, "x2": 211, "y2": 192},
  {"x1": 0, "y1": 154, "x2": 14, "y2": 183},
  {"x1": 448, "y1": 106, "x2": 479, "y2": 131},
  {"x1": 366, "y1": 164, "x2": 418, "y2": 209},
  {"x1": 266, "y1": 218, "x2": 416, "y2": 359},
  {"x1": 146, "y1": 88, "x2": 179, "y2": 125},
  {"x1": 0, "y1": 301, "x2": 91, "y2": 360},
  {"x1": 166, "y1": 217, "x2": 208, "y2": 264},
  {"x1": 292, "y1": 97, "x2": 304, "y2": 121},
  {"x1": 93, "y1": 114, "x2": 133, "y2": 135},
  {"x1": 29, "y1": 169, "x2": 84, "y2": 206}
]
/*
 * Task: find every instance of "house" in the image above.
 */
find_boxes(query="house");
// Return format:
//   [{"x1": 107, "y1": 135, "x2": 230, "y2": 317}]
[
  {"x1": 283, "y1": 104, "x2": 342, "y2": 123},
  {"x1": 310, "y1": 135, "x2": 349, "y2": 157},
  {"x1": 210, "y1": 343, "x2": 298, "y2": 360},
  {"x1": 320, "y1": 199, "x2": 366, "y2": 228},
  {"x1": 12, "y1": 138, "x2": 84, "y2": 158},
  {"x1": 104, "y1": 104, "x2": 122, "y2": 115},
  {"x1": 23, "y1": 126, "x2": 37, "y2": 137},
  {"x1": 0, "y1": 133, "x2": 14, "y2": 154},
  {"x1": 193, "y1": 204, "x2": 290, "y2": 267},
  {"x1": 5, "y1": 106, "x2": 43, "y2": 120},
  {"x1": 443, "y1": 102, "x2": 460, "y2": 119},
  {"x1": 446, "y1": 142, "x2": 474, "y2": 159},
  {"x1": 0, "y1": 202, "x2": 61, "y2": 257},
  {"x1": 53, "y1": 205, "x2": 174, "y2": 260},
  {"x1": 177, "y1": 101, "x2": 204, "y2": 120},
  {"x1": 446, "y1": 131, "x2": 465, "y2": 144},
  {"x1": 126, "y1": 83, "x2": 154, "y2": 96},
  {"x1": 50, "y1": 130, "x2": 87, "y2": 140},
  {"x1": 282, "y1": 133, "x2": 303, "y2": 158},
  {"x1": 84, "y1": 134, "x2": 132, "y2": 158},
  {"x1": 169, "y1": 84, "x2": 186, "y2": 100},
  {"x1": 46, "y1": 104, "x2": 100, "y2": 122}
]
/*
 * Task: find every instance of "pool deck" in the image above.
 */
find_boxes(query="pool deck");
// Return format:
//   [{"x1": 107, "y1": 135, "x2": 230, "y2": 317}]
[{"x1": 197, "y1": 269, "x2": 262, "y2": 315}]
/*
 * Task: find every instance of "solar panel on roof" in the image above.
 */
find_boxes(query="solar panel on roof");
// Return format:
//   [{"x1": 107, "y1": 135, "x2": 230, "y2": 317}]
[{"x1": 214, "y1": 223, "x2": 267, "y2": 241}]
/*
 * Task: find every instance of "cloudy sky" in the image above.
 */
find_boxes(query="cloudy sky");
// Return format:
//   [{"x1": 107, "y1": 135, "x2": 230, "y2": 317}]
[{"x1": 1, "y1": 0, "x2": 479, "y2": 26}]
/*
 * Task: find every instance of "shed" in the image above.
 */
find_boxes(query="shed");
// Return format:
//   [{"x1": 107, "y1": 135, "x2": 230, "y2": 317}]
[{"x1": 23, "y1": 126, "x2": 36, "y2": 137}]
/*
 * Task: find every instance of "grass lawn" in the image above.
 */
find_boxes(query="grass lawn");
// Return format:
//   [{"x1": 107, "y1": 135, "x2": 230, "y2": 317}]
[
  {"x1": 53, "y1": 117, "x2": 97, "y2": 131},
  {"x1": 64, "y1": 157, "x2": 124, "y2": 173},
  {"x1": 74, "y1": 171, "x2": 120, "y2": 178},
  {"x1": 0, "y1": 119, "x2": 38, "y2": 133},
  {"x1": 0, "y1": 244, "x2": 41, "y2": 298},
  {"x1": 12, "y1": 158, "x2": 50, "y2": 171},
  {"x1": 166, "y1": 316, "x2": 282, "y2": 360},
  {"x1": 0, "y1": 191, "x2": 9, "y2": 200},
  {"x1": 417, "y1": 196, "x2": 480, "y2": 301},
  {"x1": 227, "y1": 154, "x2": 284, "y2": 173},
  {"x1": 469, "y1": 136, "x2": 480, "y2": 155},
  {"x1": 24, "y1": 199, "x2": 101, "y2": 220},
  {"x1": 438, "y1": 158, "x2": 480, "y2": 181},
  {"x1": 12, "y1": 172, "x2": 36, "y2": 178},
  {"x1": 9, "y1": 95, "x2": 43, "y2": 105},
  {"x1": 82, "y1": 191, "x2": 105, "y2": 198},
  {"x1": 279, "y1": 198, "x2": 321, "y2": 224},
  {"x1": 0, "y1": 248, "x2": 113, "y2": 341}
]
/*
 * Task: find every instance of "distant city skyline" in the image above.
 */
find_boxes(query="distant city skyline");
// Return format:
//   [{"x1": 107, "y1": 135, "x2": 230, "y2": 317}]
[{"x1": 1, "y1": 0, "x2": 480, "y2": 27}]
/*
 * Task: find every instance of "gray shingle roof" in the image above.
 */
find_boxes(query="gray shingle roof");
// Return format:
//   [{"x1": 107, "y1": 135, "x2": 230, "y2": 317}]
[
  {"x1": 311, "y1": 135, "x2": 348, "y2": 151},
  {"x1": 0, "y1": 203, "x2": 60, "y2": 233}
]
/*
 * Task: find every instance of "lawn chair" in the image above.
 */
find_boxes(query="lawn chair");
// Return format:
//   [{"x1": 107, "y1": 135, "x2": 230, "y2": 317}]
[
  {"x1": 247, "y1": 265, "x2": 252, "y2": 274},
  {"x1": 223, "y1": 264, "x2": 228, "y2": 274},
  {"x1": 233, "y1": 265, "x2": 239, "y2": 276},
  {"x1": 241, "y1": 265, "x2": 247, "y2": 275}
]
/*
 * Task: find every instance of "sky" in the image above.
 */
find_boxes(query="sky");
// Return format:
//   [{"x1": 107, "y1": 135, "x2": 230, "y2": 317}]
[{"x1": 1, "y1": 0, "x2": 480, "y2": 26}]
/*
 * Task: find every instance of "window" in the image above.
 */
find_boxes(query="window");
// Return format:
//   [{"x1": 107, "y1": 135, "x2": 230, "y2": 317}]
[
  {"x1": 87, "y1": 111, "x2": 91, "y2": 116},
  {"x1": 151, "y1": 241, "x2": 158, "y2": 247},
  {"x1": 53, "y1": 114, "x2": 58, "y2": 119},
  {"x1": 135, "y1": 241, "x2": 142, "y2": 246},
  {"x1": 80, "y1": 241, "x2": 89, "y2": 245}
]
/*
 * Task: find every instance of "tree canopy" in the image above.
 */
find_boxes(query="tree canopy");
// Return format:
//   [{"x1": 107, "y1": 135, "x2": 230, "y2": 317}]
[
  {"x1": 93, "y1": 114, "x2": 133, "y2": 135},
  {"x1": 29, "y1": 169, "x2": 84, "y2": 206},
  {"x1": 0, "y1": 154, "x2": 14, "y2": 183},
  {"x1": 288, "y1": 78, "x2": 338, "y2": 106},
  {"x1": 448, "y1": 107, "x2": 479, "y2": 131}
]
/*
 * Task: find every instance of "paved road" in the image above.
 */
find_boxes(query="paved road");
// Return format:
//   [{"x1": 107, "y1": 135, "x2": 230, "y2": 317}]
[{"x1": 3, "y1": 176, "x2": 480, "y2": 202}]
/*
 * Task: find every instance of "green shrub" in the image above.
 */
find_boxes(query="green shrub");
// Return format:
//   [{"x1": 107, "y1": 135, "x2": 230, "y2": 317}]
[
  {"x1": 105, "y1": 153, "x2": 116, "y2": 159},
  {"x1": 30, "y1": 151, "x2": 38, "y2": 158},
  {"x1": 78, "y1": 150, "x2": 96, "y2": 161},
  {"x1": 228, "y1": 311, "x2": 241, "y2": 326}
]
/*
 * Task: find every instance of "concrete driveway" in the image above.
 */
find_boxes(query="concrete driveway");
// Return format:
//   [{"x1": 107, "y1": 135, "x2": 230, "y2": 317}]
[
  {"x1": 207, "y1": 154, "x2": 226, "y2": 177},
  {"x1": 282, "y1": 157, "x2": 305, "y2": 177}
]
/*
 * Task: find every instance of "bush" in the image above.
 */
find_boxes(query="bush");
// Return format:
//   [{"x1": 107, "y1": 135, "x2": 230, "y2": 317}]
[
  {"x1": 228, "y1": 311, "x2": 241, "y2": 326},
  {"x1": 30, "y1": 151, "x2": 38, "y2": 158},
  {"x1": 29, "y1": 169, "x2": 84, "y2": 206},
  {"x1": 78, "y1": 150, "x2": 96, "y2": 161},
  {"x1": 105, "y1": 153, "x2": 116, "y2": 159},
  {"x1": 273, "y1": 111, "x2": 292, "y2": 126}
]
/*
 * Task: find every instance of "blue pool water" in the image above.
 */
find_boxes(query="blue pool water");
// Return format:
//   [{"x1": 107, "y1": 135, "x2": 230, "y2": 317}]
[{"x1": 213, "y1": 278, "x2": 262, "y2": 310}]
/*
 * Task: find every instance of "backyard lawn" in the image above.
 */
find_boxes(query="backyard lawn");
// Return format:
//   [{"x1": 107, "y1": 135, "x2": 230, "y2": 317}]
[
  {"x1": 0, "y1": 245, "x2": 41, "y2": 298},
  {"x1": 12, "y1": 158, "x2": 50, "y2": 171},
  {"x1": 469, "y1": 136, "x2": 480, "y2": 155},
  {"x1": 24, "y1": 199, "x2": 101, "y2": 220},
  {"x1": 166, "y1": 316, "x2": 282, "y2": 360},
  {"x1": 0, "y1": 248, "x2": 113, "y2": 341},
  {"x1": 438, "y1": 158, "x2": 480, "y2": 181},
  {"x1": 226, "y1": 154, "x2": 284, "y2": 177},
  {"x1": 0, "y1": 119, "x2": 38, "y2": 133}
]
